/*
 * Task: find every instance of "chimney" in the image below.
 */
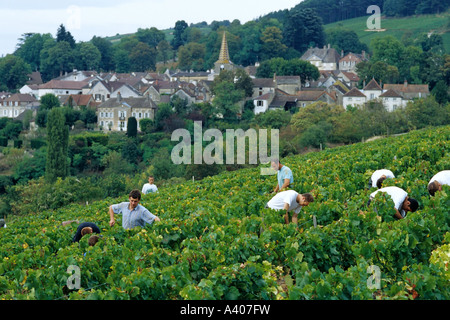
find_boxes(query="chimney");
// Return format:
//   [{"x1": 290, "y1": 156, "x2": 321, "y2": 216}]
[
  {"x1": 362, "y1": 50, "x2": 366, "y2": 59},
  {"x1": 117, "y1": 91, "x2": 122, "y2": 103},
  {"x1": 404, "y1": 79, "x2": 408, "y2": 88}
]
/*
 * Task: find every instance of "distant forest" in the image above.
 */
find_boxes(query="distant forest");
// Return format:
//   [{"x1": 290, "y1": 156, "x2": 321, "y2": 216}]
[{"x1": 265, "y1": 0, "x2": 449, "y2": 25}]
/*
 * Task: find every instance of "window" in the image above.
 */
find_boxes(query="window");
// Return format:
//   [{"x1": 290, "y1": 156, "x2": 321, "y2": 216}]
[{"x1": 370, "y1": 93, "x2": 374, "y2": 99}]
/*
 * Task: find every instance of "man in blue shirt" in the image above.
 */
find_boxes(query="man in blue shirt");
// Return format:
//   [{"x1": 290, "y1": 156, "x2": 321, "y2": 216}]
[
  {"x1": 109, "y1": 189, "x2": 160, "y2": 230},
  {"x1": 271, "y1": 159, "x2": 294, "y2": 193}
]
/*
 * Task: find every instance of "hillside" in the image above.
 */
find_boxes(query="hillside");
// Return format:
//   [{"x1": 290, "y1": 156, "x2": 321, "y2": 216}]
[
  {"x1": 324, "y1": 12, "x2": 450, "y2": 53},
  {"x1": 0, "y1": 125, "x2": 449, "y2": 301}
]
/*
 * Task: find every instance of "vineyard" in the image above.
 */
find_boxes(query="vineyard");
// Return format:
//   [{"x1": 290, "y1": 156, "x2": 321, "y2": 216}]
[{"x1": 0, "y1": 125, "x2": 449, "y2": 300}]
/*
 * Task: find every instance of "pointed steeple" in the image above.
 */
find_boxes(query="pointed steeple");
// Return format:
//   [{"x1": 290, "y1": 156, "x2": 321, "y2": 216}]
[{"x1": 216, "y1": 32, "x2": 231, "y2": 64}]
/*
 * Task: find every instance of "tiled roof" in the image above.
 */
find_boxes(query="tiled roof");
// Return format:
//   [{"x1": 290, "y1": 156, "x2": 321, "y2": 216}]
[
  {"x1": 344, "y1": 87, "x2": 366, "y2": 97},
  {"x1": 363, "y1": 78, "x2": 382, "y2": 91}
]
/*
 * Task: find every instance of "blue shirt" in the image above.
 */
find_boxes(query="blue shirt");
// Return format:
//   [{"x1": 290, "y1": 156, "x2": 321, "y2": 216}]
[
  {"x1": 278, "y1": 165, "x2": 294, "y2": 189},
  {"x1": 111, "y1": 202, "x2": 157, "y2": 230}
]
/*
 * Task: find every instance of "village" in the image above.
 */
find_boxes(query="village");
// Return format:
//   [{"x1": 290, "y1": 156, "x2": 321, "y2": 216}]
[{"x1": 0, "y1": 33, "x2": 430, "y2": 133}]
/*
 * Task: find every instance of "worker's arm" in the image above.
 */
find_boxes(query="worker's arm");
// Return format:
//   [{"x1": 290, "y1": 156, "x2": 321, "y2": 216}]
[
  {"x1": 283, "y1": 203, "x2": 290, "y2": 224},
  {"x1": 109, "y1": 206, "x2": 116, "y2": 227},
  {"x1": 280, "y1": 178, "x2": 290, "y2": 191},
  {"x1": 394, "y1": 209, "x2": 403, "y2": 220}
]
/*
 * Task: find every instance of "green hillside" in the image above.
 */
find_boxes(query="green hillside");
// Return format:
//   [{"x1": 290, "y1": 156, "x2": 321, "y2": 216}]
[
  {"x1": 324, "y1": 12, "x2": 450, "y2": 53},
  {"x1": 0, "y1": 125, "x2": 449, "y2": 300}
]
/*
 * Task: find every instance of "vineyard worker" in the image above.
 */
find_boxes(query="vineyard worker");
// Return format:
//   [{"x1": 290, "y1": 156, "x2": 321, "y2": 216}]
[
  {"x1": 72, "y1": 222, "x2": 101, "y2": 243},
  {"x1": 109, "y1": 189, "x2": 160, "y2": 230},
  {"x1": 427, "y1": 170, "x2": 450, "y2": 196},
  {"x1": 271, "y1": 159, "x2": 294, "y2": 193},
  {"x1": 142, "y1": 176, "x2": 158, "y2": 194},
  {"x1": 369, "y1": 169, "x2": 395, "y2": 189},
  {"x1": 368, "y1": 186, "x2": 419, "y2": 220},
  {"x1": 266, "y1": 190, "x2": 314, "y2": 224}
]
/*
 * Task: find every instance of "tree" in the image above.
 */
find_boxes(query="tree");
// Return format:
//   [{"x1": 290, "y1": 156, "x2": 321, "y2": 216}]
[
  {"x1": 40, "y1": 93, "x2": 60, "y2": 110},
  {"x1": 432, "y1": 80, "x2": 449, "y2": 105},
  {"x1": 0, "y1": 54, "x2": 32, "y2": 91},
  {"x1": 136, "y1": 27, "x2": 165, "y2": 48},
  {"x1": 129, "y1": 42, "x2": 157, "y2": 72},
  {"x1": 113, "y1": 49, "x2": 131, "y2": 73},
  {"x1": 46, "y1": 108, "x2": 69, "y2": 183},
  {"x1": 14, "y1": 33, "x2": 53, "y2": 71},
  {"x1": 40, "y1": 41, "x2": 75, "y2": 79},
  {"x1": 211, "y1": 81, "x2": 244, "y2": 120},
  {"x1": 91, "y1": 36, "x2": 115, "y2": 72},
  {"x1": 177, "y1": 42, "x2": 206, "y2": 71},
  {"x1": 127, "y1": 117, "x2": 138, "y2": 138},
  {"x1": 283, "y1": 8, "x2": 325, "y2": 54},
  {"x1": 157, "y1": 40, "x2": 172, "y2": 64},
  {"x1": 56, "y1": 24, "x2": 76, "y2": 48},
  {"x1": 325, "y1": 27, "x2": 368, "y2": 55},
  {"x1": 76, "y1": 42, "x2": 101, "y2": 71},
  {"x1": 172, "y1": 20, "x2": 188, "y2": 50},
  {"x1": 255, "y1": 57, "x2": 320, "y2": 82},
  {"x1": 260, "y1": 26, "x2": 287, "y2": 60}
]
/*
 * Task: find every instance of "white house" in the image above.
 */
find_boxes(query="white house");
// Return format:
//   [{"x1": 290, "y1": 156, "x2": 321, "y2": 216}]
[
  {"x1": 97, "y1": 93, "x2": 157, "y2": 132},
  {"x1": 362, "y1": 78, "x2": 383, "y2": 100},
  {"x1": 342, "y1": 87, "x2": 367, "y2": 108},
  {"x1": 379, "y1": 89, "x2": 407, "y2": 111}
]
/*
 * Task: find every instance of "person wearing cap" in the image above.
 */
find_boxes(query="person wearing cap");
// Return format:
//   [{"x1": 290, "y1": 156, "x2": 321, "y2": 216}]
[
  {"x1": 427, "y1": 170, "x2": 450, "y2": 196},
  {"x1": 266, "y1": 190, "x2": 314, "y2": 224},
  {"x1": 271, "y1": 159, "x2": 294, "y2": 193},
  {"x1": 369, "y1": 169, "x2": 395, "y2": 189},
  {"x1": 368, "y1": 186, "x2": 418, "y2": 220}
]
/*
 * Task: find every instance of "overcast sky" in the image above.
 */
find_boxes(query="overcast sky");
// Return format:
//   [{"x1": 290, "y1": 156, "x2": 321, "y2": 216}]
[{"x1": 0, "y1": 0, "x2": 301, "y2": 56}]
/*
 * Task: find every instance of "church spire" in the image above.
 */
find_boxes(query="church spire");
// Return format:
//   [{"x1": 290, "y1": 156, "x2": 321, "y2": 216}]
[{"x1": 217, "y1": 32, "x2": 231, "y2": 64}]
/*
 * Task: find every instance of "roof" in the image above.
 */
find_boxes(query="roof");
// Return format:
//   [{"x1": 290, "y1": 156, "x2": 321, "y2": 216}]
[
  {"x1": 363, "y1": 78, "x2": 382, "y2": 91},
  {"x1": 5, "y1": 93, "x2": 37, "y2": 103},
  {"x1": 98, "y1": 96, "x2": 157, "y2": 109},
  {"x1": 296, "y1": 90, "x2": 328, "y2": 101},
  {"x1": 27, "y1": 72, "x2": 43, "y2": 85},
  {"x1": 252, "y1": 78, "x2": 276, "y2": 88},
  {"x1": 380, "y1": 89, "x2": 404, "y2": 98},
  {"x1": 301, "y1": 46, "x2": 341, "y2": 64},
  {"x1": 339, "y1": 53, "x2": 363, "y2": 63},
  {"x1": 344, "y1": 88, "x2": 366, "y2": 97},
  {"x1": 276, "y1": 75, "x2": 301, "y2": 85},
  {"x1": 61, "y1": 94, "x2": 94, "y2": 106},
  {"x1": 39, "y1": 80, "x2": 87, "y2": 90},
  {"x1": 383, "y1": 82, "x2": 429, "y2": 94}
]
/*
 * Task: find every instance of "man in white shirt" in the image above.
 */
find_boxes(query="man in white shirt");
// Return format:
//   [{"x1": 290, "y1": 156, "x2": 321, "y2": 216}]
[
  {"x1": 142, "y1": 176, "x2": 158, "y2": 195},
  {"x1": 369, "y1": 186, "x2": 418, "y2": 220},
  {"x1": 369, "y1": 169, "x2": 395, "y2": 189},
  {"x1": 266, "y1": 190, "x2": 314, "y2": 224},
  {"x1": 427, "y1": 170, "x2": 450, "y2": 196}
]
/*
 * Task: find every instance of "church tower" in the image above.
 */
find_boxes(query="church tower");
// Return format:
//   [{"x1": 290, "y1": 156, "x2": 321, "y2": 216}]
[{"x1": 214, "y1": 32, "x2": 234, "y2": 75}]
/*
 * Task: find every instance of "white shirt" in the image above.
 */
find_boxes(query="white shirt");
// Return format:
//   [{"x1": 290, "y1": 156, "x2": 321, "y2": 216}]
[
  {"x1": 370, "y1": 186, "x2": 408, "y2": 217},
  {"x1": 267, "y1": 190, "x2": 302, "y2": 214},
  {"x1": 371, "y1": 169, "x2": 395, "y2": 188},
  {"x1": 142, "y1": 183, "x2": 158, "y2": 194},
  {"x1": 428, "y1": 170, "x2": 450, "y2": 186}
]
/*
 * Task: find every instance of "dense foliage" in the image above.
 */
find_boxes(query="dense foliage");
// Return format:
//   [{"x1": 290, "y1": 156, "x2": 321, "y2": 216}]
[{"x1": 0, "y1": 125, "x2": 448, "y2": 300}]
